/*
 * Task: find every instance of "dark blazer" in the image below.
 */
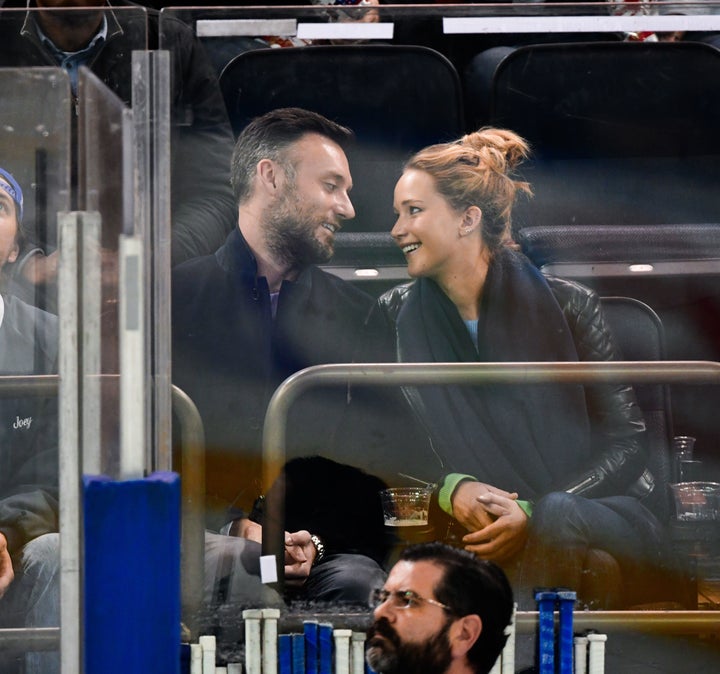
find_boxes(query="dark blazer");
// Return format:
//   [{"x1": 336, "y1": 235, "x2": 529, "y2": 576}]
[{"x1": 172, "y1": 228, "x2": 376, "y2": 529}]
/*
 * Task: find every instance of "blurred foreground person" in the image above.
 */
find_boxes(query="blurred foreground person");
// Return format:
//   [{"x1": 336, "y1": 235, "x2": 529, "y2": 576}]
[{"x1": 367, "y1": 542, "x2": 513, "y2": 674}]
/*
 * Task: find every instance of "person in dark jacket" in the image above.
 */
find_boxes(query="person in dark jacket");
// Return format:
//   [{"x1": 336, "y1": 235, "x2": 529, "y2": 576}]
[
  {"x1": 0, "y1": 0, "x2": 236, "y2": 273},
  {"x1": 347, "y1": 127, "x2": 671, "y2": 609},
  {"x1": 0, "y1": 167, "x2": 59, "y2": 674},
  {"x1": 173, "y1": 108, "x2": 387, "y2": 609}
]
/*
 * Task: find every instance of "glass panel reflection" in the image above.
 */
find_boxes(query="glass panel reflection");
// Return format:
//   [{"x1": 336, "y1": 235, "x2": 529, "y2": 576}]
[{"x1": 0, "y1": 65, "x2": 69, "y2": 673}]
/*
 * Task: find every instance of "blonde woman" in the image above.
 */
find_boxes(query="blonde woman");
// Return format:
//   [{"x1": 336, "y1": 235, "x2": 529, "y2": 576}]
[{"x1": 358, "y1": 129, "x2": 673, "y2": 608}]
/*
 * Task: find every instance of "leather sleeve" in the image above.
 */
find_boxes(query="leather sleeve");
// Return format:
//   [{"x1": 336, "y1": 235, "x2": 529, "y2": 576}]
[{"x1": 547, "y1": 277, "x2": 651, "y2": 498}]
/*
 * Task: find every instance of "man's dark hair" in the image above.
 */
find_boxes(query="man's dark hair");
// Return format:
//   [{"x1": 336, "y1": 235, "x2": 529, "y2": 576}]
[
  {"x1": 399, "y1": 542, "x2": 513, "y2": 674},
  {"x1": 230, "y1": 107, "x2": 354, "y2": 205}
]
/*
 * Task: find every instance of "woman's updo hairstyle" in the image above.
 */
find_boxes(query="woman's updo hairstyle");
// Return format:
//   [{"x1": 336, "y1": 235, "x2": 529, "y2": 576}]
[{"x1": 404, "y1": 127, "x2": 532, "y2": 252}]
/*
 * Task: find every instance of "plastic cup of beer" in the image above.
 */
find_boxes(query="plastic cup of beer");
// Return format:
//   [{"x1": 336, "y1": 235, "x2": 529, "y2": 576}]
[
  {"x1": 670, "y1": 481, "x2": 720, "y2": 521},
  {"x1": 380, "y1": 487, "x2": 432, "y2": 528}
]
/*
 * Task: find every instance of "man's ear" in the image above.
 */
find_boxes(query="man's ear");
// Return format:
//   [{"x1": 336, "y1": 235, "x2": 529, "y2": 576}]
[
  {"x1": 7, "y1": 240, "x2": 18, "y2": 264},
  {"x1": 257, "y1": 158, "x2": 280, "y2": 194},
  {"x1": 449, "y1": 614, "x2": 482, "y2": 660},
  {"x1": 458, "y1": 206, "x2": 482, "y2": 238}
]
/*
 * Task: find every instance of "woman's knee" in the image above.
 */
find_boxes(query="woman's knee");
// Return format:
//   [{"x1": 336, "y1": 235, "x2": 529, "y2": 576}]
[{"x1": 531, "y1": 492, "x2": 588, "y2": 544}]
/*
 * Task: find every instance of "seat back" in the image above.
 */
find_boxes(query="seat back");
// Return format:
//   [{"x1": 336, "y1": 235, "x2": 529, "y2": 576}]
[
  {"x1": 219, "y1": 44, "x2": 465, "y2": 233},
  {"x1": 519, "y1": 224, "x2": 720, "y2": 497},
  {"x1": 600, "y1": 296, "x2": 672, "y2": 522},
  {"x1": 484, "y1": 42, "x2": 720, "y2": 230}
]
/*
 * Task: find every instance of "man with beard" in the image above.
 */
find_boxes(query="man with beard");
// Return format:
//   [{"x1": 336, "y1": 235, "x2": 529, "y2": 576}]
[
  {"x1": 367, "y1": 543, "x2": 513, "y2": 674},
  {"x1": 172, "y1": 108, "x2": 386, "y2": 612}
]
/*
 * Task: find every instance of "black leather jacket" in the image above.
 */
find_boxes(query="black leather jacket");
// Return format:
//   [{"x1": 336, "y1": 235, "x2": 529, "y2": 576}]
[{"x1": 375, "y1": 275, "x2": 654, "y2": 501}]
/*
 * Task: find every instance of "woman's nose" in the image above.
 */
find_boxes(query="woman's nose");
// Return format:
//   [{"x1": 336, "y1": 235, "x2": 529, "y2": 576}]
[{"x1": 391, "y1": 216, "x2": 405, "y2": 240}]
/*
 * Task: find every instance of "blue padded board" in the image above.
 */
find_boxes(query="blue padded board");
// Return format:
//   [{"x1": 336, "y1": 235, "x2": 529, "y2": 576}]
[{"x1": 84, "y1": 472, "x2": 181, "y2": 674}]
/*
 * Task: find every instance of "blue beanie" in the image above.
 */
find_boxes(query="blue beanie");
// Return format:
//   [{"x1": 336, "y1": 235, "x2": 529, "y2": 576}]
[{"x1": 0, "y1": 167, "x2": 23, "y2": 224}]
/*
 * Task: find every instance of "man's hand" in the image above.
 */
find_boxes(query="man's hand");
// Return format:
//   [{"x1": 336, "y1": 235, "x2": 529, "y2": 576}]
[
  {"x1": 230, "y1": 517, "x2": 262, "y2": 543},
  {"x1": 283, "y1": 530, "x2": 316, "y2": 583},
  {"x1": 451, "y1": 480, "x2": 518, "y2": 534},
  {"x1": 461, "y1": 492, "x2": 528, "y2": 563},
  {"x1": 0, "y1": 532, "x2": 14, "y2": 599},
  {"x1": 21, "y1": 251, "x2": 58, "y2": 285},
  {"x1": 230, "y1": 519, "x2": 317, "y2": 583}
]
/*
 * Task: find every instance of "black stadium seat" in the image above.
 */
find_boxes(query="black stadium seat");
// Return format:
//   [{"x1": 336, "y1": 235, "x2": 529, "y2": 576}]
[
  {"x1": 464, "y1": 41, "x2": 720, "y2": 231},
  {"x1": 219, "y1": 44, "x2": 465, "y2": 234}
]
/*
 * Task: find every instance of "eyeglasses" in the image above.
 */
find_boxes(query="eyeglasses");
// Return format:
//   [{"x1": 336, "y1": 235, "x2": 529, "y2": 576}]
[{"x1": 370, "y1": 588, "x2": 452, "y2": 613}]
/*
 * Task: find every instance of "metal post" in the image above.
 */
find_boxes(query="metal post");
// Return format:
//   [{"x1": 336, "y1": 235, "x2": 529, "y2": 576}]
[
  {"x1": 58, "y1": 212, "x2": 83, "y2": 674},
  {"x1": 171, "y1": 384, "x2": 206, "y2": 639}
]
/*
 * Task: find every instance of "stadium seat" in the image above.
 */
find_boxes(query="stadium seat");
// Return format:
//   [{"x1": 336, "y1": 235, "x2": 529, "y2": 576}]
[
  {"x1": 463, "y1": 41, "x2": 720, "y2": 231},
  {"x1": 588, "y1": 297, "x2": 693, "y2": 608},
  {"x1": 518, "y1": 222, "x2": 720, "y2": 508},
  {"x1": 219, "y1": 44, "x2": 465, "y2": 234}
]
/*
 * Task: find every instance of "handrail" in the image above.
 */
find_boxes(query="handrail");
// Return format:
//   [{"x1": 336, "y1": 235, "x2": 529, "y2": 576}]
[
  {"x1": 261, "y1": 359, "x2": 720, "y2": 632},
  {"x1": 171, "y1": 384, "x2": 206, "y2": 640},
  {"x1": 0, "y1": 374, "x2": 58, "y2": 396},
  {"x1": 0, "y1": 628, "x2": 61, "y2": 653},
  {"x1": 0, "y1": 378, "x2": 206, "y2": 648},
  {"x1": 275, "y1": 609, "x2": 720, "y2": 635}
]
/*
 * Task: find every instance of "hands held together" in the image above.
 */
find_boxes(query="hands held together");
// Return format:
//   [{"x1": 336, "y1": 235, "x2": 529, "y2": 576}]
[{"x1": 451, "y1": 481, "x2": 528, "y2": 562}]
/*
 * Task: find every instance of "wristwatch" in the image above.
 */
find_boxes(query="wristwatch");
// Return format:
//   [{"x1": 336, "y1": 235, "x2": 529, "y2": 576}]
[{"x1": 309, "y1": 534, "x2": 325, "y2": 565}]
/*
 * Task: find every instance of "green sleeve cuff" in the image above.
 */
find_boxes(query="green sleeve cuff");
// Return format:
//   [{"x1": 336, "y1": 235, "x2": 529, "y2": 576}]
[
  {"x1": 517, "y1": 500, "x2": 533, "y2": 518},
  {"x1": 438, "y1": 473, "x2": 477, "y2": 516},
  {"x1": 438, "y1": 474, "x2": 533, "y2": 519}
]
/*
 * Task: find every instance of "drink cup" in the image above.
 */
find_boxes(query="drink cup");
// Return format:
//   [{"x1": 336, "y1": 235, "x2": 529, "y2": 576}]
[
  {"x1": 380, "y1": 487, "x2": 432, "y2": 528},
  {"x1": 670, "y1": 481, "x2": 720, "y2": 522},
  {"x1": 672, "y1": 436, "x2": 696, "y2": 482},
  {"x1": 672, "y1": 436, "x2": 696, "y2": 457}
]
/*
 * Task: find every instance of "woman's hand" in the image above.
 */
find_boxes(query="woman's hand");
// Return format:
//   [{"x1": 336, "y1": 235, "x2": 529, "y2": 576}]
[
  {"x1": 451, "y1": 480, "x2": 518, "y2": 533},
  {"x1": 461, "y1": 492, "x2": 528, "y2": 562}
]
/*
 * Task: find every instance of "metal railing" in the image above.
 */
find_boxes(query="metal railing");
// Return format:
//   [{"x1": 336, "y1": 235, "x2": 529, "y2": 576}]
[
  {"x1": 261, "y1": 360, "x2": 720, "y2": 632},
  {"x1": 0, "y1": 379, "x2": 205, "y2": 649}
]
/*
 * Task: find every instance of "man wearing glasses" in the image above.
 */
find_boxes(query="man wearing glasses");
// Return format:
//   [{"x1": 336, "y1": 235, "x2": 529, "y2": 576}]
[{"x1": 367, "y1": 542, "x2": 513, "y2": 674}]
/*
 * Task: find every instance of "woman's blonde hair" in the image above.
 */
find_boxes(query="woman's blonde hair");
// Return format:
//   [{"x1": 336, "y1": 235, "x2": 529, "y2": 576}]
[{"x1": 405, "y1": 127, "x2": 532, "y2": 251}]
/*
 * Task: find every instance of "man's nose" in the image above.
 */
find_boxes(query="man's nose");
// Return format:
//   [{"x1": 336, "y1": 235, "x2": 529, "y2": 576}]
[
  {"x1": 337, "y1": 190, "x2": 355, "y2": 220},
  {"x1": 373, "y1": 598, "x2": 395, "y2": 623}
]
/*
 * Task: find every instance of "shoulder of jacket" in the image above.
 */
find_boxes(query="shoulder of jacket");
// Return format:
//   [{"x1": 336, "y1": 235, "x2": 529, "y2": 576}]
[
  {"x1": 377, "y1": 282, "x2": 415, "y2": 321},
  {"x1": 311, "y1": 267, "x2": 375, "y2": 307},
  {"x1": 544, "y1": 274, "x2": 599, "y2": 314}
]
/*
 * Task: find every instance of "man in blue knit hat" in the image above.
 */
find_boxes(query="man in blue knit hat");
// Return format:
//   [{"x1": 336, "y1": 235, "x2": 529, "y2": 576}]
[{"x1": 0, "y1": 166, "x2": 60, "y2": 674}]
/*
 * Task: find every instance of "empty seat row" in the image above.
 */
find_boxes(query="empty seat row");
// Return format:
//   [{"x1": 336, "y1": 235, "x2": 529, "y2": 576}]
[{"x1": 218, "y1": 41, "x2": 720, "y2": 235}]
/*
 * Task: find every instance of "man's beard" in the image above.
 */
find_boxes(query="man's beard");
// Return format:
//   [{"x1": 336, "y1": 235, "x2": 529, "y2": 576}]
[
  {"x1": 263, "y1": 185, "x2": 334, "y2": 271},
  {"x1": 42, "y1": 9, "x2": 104, "y2": 31},
  {"x1": 366, "y1": 617, "x2": 453, "y2": 674}
]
